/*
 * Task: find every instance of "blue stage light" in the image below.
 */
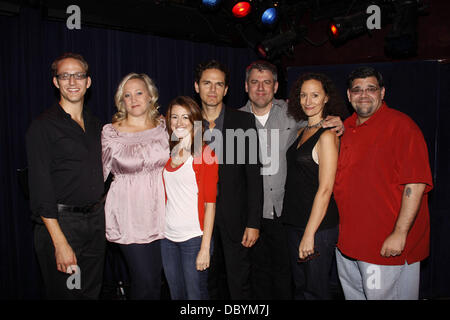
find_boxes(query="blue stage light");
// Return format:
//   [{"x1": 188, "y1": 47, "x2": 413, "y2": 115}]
[
  {"x1": 261, "y1": 7, "x2": 277, "y2": 25},
  {"x1": 202, "y1": 0, "x2": 221, "y2": 8}
]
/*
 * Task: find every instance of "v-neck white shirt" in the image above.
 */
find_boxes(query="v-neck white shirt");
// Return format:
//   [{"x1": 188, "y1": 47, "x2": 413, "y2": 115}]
[{"x1": 163, "y1": 156, "x2": 202, "y2": 242}]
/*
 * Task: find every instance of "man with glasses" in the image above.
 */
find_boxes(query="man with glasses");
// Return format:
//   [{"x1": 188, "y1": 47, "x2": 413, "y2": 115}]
[
  {"x1": 26, "y1": 53, "x2": 105, "y2": 299},
  {"x1": 333, "y1": 66, "x2": 433, "y2": 299}
]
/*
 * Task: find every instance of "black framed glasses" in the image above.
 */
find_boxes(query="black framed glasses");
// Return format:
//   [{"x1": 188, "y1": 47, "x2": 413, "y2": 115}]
[
  {"x1": 349, "y1": 86, "x2": 379, "y2": 95},
  {"x1": 297, "y1": 250, "x2": 320, "y2": 263},
  {"x1": 56, "y1": 72, "x2": 88, "y2": 81}
]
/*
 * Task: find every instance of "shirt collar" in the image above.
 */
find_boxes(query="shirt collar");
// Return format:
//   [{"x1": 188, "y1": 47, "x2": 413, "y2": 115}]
[
  {"x1": 348, "y1": 101, "x2": 388, "y2": 128},
  {"x1": 244, "y1": 99, "x2": 284, "y2": 113},
  {"x1": 50, "y1": 102, "x2": 71, "y2": 119},
  {"x1": 245, "y1": 99, "x2": 287, "y2": 119},
  {"x1": 50, "y1": 102, "x2": 92, "y2": 123},
  {"x1": 202, "y1": 103, "x2": 225, "y2": 130}
]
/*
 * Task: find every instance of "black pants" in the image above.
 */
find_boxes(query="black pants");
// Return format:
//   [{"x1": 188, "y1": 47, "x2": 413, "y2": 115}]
[
  {"x1": 209, "y1": 223, "x2": 252, "y2": 300},
  {"x1": 34, "y1": 208, "x2": 106, "y2": 299},
  {"x1": 208, "y1": 227, "x2": 230, "y2": 300},
  {"x1": 285, "y1": 224, "x2": 338, "y2": 300},
  {"x1": 250, "y1": 216, "x2": 293, "y2": 299},
  {"x1": 118, "y1": 240, "x2": 162, "y2": 300}
]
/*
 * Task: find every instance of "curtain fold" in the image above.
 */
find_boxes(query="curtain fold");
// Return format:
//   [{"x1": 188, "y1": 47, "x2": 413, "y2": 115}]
[{"x1": 0, "y1": 8, "x2": 257, "y2": 299}]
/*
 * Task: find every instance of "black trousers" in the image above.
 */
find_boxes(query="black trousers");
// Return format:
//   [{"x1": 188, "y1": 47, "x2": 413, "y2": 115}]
[
  {"x1": 285, "y1": 224, "x2": 339, "y2": 300},
  {"x1": 34, "y1": 208, "x2": 106, "y2": 299},
  {"x1": 209, "y1": 223, "x2": 252, "y2": 300},
  {"x1": 250, "y1": 216, "x2": 293, "y2": 299},
  {"x1": 208, "y1": 225, "x2": 230, "y2": 300},
  {"x1": 118, "y1": 240, "x2": 162, "y2": 300}
]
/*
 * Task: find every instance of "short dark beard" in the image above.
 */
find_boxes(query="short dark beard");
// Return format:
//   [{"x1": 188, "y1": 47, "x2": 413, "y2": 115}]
[{"x1": 355, "y1": 106, "x2": 375, "y2": 118}]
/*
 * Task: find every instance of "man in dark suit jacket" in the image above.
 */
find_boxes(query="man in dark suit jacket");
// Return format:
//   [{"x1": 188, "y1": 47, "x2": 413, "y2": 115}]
[{"x1": 194, "y1": 60, "x2": 263, "y2": 299}]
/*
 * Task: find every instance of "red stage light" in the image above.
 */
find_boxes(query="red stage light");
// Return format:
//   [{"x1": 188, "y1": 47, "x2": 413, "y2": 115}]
[
  {"x1": 256, "y1": 44, "x2": 268, "y2": 59},
  {"x1": 330, "y1": 24, "x2": 339, "y2": 37},
  {"x1": 232, "y1": 2, "x2": 251, "y2": 18}
]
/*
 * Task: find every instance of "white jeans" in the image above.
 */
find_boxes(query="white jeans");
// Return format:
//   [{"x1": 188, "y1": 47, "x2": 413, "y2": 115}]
[{"x1": 335, "y1": 248, "x2": 420, "y2": 300}]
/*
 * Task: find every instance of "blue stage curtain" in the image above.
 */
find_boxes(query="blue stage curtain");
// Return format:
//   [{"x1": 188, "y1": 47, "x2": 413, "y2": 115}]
[{"x1": 0, "y1": 6, "x2": 257, "y2": 299}]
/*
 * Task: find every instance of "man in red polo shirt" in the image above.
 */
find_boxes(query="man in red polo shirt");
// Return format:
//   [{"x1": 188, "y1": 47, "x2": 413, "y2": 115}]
[{"x1": 333, "y1": 66, "x2": 433, "y2": 300}]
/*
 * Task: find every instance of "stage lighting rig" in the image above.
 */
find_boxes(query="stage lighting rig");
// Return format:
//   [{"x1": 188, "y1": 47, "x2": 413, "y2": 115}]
[
  {"x1": 327, "y1": 0, "x2": 426, "y2": 57},
  {"x1": 256, "y1": 26, "x2": 307, "y2": 60},
  {"x1": 384, "y1": 0, "x2": 422, "y2": 58},
  {"x1": 328, "y1": 11, "x2": 369, "y2": 45}
]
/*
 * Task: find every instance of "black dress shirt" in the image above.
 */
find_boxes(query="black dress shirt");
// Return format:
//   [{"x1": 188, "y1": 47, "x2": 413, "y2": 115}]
[{"x1": 26, "y1": 103, "x2": 104, "y2": 223}]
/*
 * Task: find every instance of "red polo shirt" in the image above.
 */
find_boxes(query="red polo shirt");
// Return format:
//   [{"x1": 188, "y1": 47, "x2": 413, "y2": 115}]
[{"x1": 334, "y1": 102, "x2": 433, "y2": 265}]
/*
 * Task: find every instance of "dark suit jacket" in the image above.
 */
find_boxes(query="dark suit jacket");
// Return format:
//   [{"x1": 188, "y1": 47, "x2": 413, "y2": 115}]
[{"x1": 215, "y1": 106, "x2": 264, "y2": 242}]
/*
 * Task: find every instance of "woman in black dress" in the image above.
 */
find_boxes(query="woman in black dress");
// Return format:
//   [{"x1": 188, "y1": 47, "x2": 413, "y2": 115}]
[{"x1": 282, "y1": 73, "x2": 348, "y2": 299}]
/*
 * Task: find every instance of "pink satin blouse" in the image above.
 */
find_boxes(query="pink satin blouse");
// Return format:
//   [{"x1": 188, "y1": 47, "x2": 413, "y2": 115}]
[{"x1": 101, "y1": 121, "x2": 169, "y2": 244}]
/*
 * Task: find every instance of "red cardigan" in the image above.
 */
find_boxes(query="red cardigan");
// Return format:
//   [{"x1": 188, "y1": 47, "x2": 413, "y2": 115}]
[{"x1": 163, "y1": 145, "x2": 218, "y2": 231}]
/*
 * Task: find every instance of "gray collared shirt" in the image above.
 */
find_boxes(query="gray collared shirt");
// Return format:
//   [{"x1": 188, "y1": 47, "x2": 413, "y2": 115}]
[{"x1": 240, "y1": 99, "x2": 306, "y2": 219}]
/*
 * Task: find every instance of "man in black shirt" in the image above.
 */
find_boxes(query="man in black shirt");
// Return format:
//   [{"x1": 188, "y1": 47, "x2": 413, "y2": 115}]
[{"x1": 26, "y1": 53, "x2": 105, "y2": 299}]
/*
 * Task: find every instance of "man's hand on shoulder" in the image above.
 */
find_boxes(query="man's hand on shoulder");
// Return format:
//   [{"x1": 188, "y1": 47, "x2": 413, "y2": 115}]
[{"x1": 323, "y1": 115, "x2": 345, "y2": 137}]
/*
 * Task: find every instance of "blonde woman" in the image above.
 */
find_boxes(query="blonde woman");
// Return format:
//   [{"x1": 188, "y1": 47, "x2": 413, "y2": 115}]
[{"x1": 102, "y1": 73, "x2": 169, "y2": 299}]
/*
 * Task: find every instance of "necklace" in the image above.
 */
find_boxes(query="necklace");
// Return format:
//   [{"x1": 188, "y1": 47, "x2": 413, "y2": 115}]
[{"x1": 305, "y1": 119, "x2": 324, "y2": 130}]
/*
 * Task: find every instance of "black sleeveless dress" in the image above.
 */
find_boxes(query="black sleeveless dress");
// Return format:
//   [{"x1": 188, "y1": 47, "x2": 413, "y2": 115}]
[{"x1": 281, "y1": 127, "x2": 339, "y2": 230}]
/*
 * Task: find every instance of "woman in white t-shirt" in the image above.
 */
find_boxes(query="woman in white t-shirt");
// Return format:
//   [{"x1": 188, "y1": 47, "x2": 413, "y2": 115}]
[{"x1": 162, "y1": 96, "x2": 218, "y2": 300}]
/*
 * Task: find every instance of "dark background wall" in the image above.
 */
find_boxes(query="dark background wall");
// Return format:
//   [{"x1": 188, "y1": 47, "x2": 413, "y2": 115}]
[
  {"x1": 283, "y1": 0, "x2": 450, "y2": 67},
  {"x1": 0, "y1": 6, "x2": 258, "y2": 299},
  {"x1": 0, "y1": 0, "x2": 449, "y2": 299}
]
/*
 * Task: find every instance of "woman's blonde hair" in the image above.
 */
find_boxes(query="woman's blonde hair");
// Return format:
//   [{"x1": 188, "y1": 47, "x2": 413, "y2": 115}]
[{"x1": 112, "y1": 73, "x2": 160, "y2": 124}]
